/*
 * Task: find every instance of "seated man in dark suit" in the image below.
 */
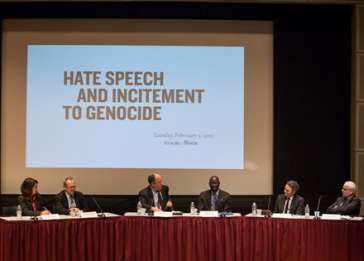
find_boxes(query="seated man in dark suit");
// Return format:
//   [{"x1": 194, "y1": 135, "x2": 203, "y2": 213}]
[
  {"x1": 327, "y1": 181, "x2": 361, "y2": 216},
  {"x1": 138, "y1": 172, "x2": 173, "y2": 212},
  {"x1": 198, "y1": 176, "x2": 231, "y2": 212},
  {"x1": 53, "y1": 177, "x2": 88, "y2": 215},
  {"x1": 274, "y1": 180, "x2": 305, "y2": 215}
]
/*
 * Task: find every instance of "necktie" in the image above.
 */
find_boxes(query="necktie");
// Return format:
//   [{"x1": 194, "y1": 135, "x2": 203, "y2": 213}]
[
  {"x1": 283, "y1": 199, "x2": 288, "y2": 213},
  {"x1": 211, "y1": 194, "x2": 217, "y2": 210},
  {"x1": 157, "y1": 192, "x2": 163, "y2": 209},
  {"x1": 70, "y1": 196, "x2": 76, "y2": 208},
  {"x1": 339, "y1": 198, "x2": 347, "y2": 207},
  {"x1": 31, "y1": 194, "x2": 37, "y2": 211}
]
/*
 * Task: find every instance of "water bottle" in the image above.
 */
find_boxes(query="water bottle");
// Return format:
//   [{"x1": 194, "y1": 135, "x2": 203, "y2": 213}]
[
  {"x1": 305, "y1": 204, "x2": 310, "y2": 218},
  {"x1": 16, "y1": 205, "x2": 22, "y2": 217},
  {"x1": 252, "y1": 202, "x2": 257, "y2": 215},
  {"x1": 137, "y1": 201, "x2": 142, "y2": 215},
  {"x1": 190, "y1": 202, "x2": 196, "y2": 215}
]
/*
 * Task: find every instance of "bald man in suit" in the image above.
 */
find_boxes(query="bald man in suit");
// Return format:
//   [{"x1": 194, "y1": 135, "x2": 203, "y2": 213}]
[
  {"x1": 327, "y1": 181, "x2": 361, "y2": 216},
  {"x1": 138, "y1": 172, "x2": 173, "y2": 212}
]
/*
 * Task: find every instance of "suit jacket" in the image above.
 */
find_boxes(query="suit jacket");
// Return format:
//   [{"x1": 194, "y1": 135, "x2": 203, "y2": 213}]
[
  {"x1": 138, "y1": 185, "x2": 170, "y2": 212},
  {"x1": 274, "y1": 194, "x2": 305, "y2": 215},
  {"x1": 198, "y1": 189, "x2": 231, "y2": 212},
  {"x1": 18, "y1": 193, "x2": 47, "y2": 216},
  {"x1": 326, "y1": 196, "x2": 361, "y2": 216},
  {"x1": 53, "y1": 190, "x2": 88, "y2": 215}
]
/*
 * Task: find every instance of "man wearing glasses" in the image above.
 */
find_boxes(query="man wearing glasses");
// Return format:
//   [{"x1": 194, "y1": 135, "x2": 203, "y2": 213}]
[
  {"x1": 327, "y1": 181, "x2": 361, "y2": 216},
  {"x1": 53, "y1": 177, "x2": 88, "y2": 215}
]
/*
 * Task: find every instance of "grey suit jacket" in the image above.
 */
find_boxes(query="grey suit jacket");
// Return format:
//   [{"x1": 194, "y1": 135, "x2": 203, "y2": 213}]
[
  {"x1": 327, "y1": 196, "x2": 361, "y2": 216},
  {"x1": 138, "y1": 185, "x2": 170, "y2": 212}
]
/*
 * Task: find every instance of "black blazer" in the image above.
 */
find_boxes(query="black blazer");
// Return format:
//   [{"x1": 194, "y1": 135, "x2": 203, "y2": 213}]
[
  {"x1": 18, "y1": 193, "x2": 47, "y2": 216},
  {"x1": 53, "y1": 190, "x2": 88, "y2": 215},
  {"x1": 274, "y1": 194, "x2": 305, "y2": 215},
  {"x1": 326, "y1": 196, "x2": 361, "y2": 216},
  {"x1": 198, "y1": 189, "x2": 231, "y2": 212},
  {"x1": 138, "y1": 185, "x2": 170, "y2": 212}
]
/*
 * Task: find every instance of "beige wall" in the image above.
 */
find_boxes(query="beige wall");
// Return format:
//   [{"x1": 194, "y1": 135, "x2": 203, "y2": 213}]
[
  {"x1": 1, "y1": 19, "x2": 273, "y2": 195},
  {"x1": 353, "y1": 5, "x2": 364, "y2": 215}
]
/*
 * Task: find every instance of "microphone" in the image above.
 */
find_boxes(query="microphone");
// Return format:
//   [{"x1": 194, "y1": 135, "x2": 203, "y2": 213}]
[
  {"x1": 263, "y1": 195, "x2": 272, "y2": 217},
  {"x1": 267, "y1": 196, "x2": 272, "y2": 211},
  {"x1": 91, "y1": 196, "x2": 106, "y2": 217},
  {"x1": 316, "y1": 195, "x2": 323, "y2": 212}
]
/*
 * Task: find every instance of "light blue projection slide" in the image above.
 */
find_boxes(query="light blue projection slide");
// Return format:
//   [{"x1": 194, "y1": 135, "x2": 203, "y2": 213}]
[{"x1": 26, "y1": 45, "x2": 244, "y2": 169}]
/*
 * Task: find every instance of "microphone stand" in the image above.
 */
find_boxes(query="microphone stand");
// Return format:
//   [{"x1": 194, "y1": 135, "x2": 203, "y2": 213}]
[
  {"x1": 263, "y1": 196, "x2": 272, "y2": 217},
  {"x1": 92, "y1": 197, "x2": 106, "y2": 217},
  {"x1": 31, "y1": 206, "x2": 38, "y2": 222},
  {"x1": 31, "y1": 198, "x2": 38, "y2": 222},
  {"x1": 314, "y1": 195, "x2": 323, "y2": 219}
]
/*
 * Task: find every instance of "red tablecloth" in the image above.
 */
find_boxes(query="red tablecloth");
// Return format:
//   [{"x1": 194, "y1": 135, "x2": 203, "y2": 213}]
[{"x1": 0, "y1": 216, "x2": 363, "y2": 261}]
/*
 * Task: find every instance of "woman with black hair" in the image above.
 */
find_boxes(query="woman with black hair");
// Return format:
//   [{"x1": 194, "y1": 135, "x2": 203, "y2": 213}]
[{"x1": 18, "y1": 177, "x2": 50, "y2": 216}]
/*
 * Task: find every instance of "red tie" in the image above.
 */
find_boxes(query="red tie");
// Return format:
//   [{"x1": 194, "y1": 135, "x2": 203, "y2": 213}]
[{"x1": 31, "y1": 194, "x2": 36, "y2": 211}]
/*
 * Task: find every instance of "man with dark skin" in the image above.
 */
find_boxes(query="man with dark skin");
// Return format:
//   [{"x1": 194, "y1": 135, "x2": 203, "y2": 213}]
[{"x1": 198, "y1": 176, "x2": 231, "y2": 212}]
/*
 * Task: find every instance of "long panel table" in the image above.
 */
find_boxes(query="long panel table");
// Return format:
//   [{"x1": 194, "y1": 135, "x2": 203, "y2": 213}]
[{"x1": 0, "y1": 216, "x2": 363, "y2": 261}]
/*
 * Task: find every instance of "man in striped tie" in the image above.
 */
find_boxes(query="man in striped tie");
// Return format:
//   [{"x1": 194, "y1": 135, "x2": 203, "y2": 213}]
[{"x1": 138, "y1": 172, "x2": 173, "y2": 212}]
